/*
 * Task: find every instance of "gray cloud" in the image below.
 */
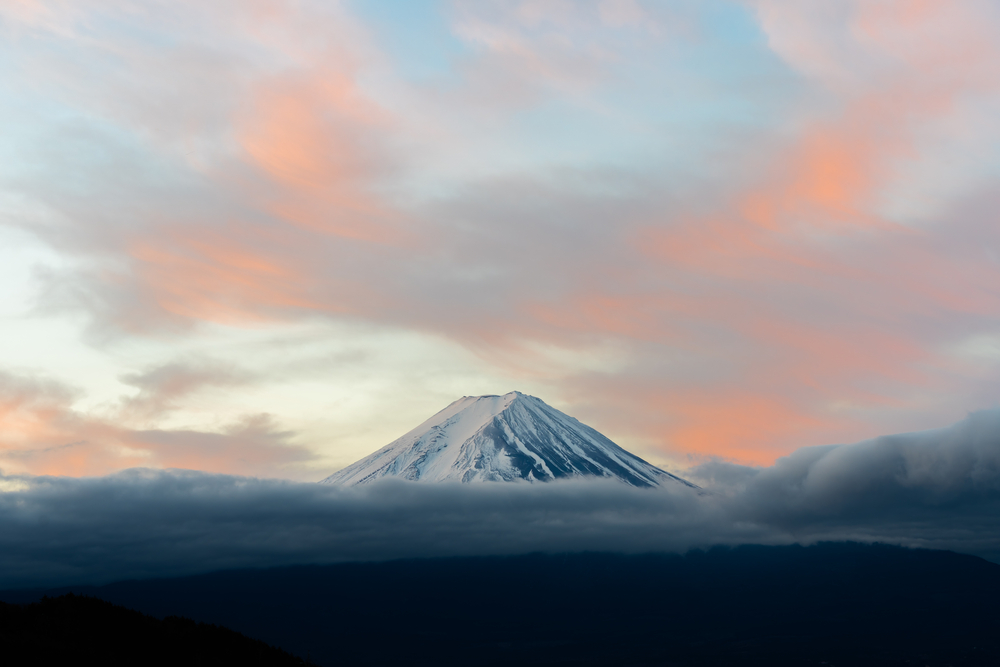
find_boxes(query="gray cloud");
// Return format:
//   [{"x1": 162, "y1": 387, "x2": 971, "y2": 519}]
[
  {"x1": 686, "y1": 409, "x2": 1000, "y2": 557},
  {"x1": 2, "y1": 408, "x2": 999, "y2": 589},
  {"x1": 117, "y1": 359, "x2": 254, "y2": 422},
  {"x1": 0, "y1": 472, "x2": 732, "y2": 589}
]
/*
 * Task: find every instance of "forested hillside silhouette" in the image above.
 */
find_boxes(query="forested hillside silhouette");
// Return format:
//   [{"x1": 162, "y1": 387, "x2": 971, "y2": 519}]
[
  {"x1": 0, "y1": 593, "x2": 314, "y2": 666},
  {"x1": 3, "y1": 543, "x2": 1000, "y2": 665}
]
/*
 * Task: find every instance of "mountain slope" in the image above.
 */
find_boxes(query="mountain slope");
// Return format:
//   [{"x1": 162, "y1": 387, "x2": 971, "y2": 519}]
[
  {"x1": 8, "y1": 545, "x2": 999, "y2": 667},
  {"x1": 0, "y1": 594, "x2": 312, "y2": 666},
  {"x1": 321, "y1": 391, "x2": 695, "y2": 488}
]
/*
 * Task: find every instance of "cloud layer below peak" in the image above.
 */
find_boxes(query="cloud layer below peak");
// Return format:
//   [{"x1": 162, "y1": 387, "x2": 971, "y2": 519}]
[{"x1": 2, "y1": 407, "x2": 999, "y2": 589}]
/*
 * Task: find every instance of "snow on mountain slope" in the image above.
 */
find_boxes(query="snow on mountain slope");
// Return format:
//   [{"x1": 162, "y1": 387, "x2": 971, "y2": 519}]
[{"x1": 321, "y1": 391, "x2": 696, "y2": 488}]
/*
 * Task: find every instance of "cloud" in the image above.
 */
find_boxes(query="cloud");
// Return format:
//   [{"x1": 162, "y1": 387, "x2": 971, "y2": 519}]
[
  {"x1": 742, "y1": 410, "x2": 1000, "y2": 517},
  {"x1": 1, "y1": 408, "x2": 999, "y2": 589},
  {"x1": 3, "y1": 0, "x2": 1000, "y2": 474},
  {"x1": 0, "y1": 371, "x2": 312, "y2": 478},
  {"x1": 686, "y1": 408, "x2": 1000, "y2": 555},
  {"x1": 0, "y1": 470, "x2": 725, "y2": 589},
  {"x1": 117, "y1": 360, "x2": 254, "y2": 423}
]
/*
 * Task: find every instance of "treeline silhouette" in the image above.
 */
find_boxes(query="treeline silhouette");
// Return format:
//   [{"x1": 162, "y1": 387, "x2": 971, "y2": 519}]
[
  {"x1": 3, "y1": 543, "x2": 1000, "y2": 665},
  {"x1": 0, "y1": 593, "x2": 314, "y2": 666}
]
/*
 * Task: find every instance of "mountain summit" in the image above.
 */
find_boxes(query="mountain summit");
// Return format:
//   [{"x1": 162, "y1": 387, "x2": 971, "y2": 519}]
[{"x1": 321, "y1": 391, "x2": 695, "y2": 488}]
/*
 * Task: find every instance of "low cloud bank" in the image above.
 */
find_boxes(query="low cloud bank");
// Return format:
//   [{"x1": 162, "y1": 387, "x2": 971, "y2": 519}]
[
  {"x1": 687, "y1": 409, "x2": 1000, "y2": 557},
  {"x1": 2, "y1": 409, "x2": 999, "y2": 588}
]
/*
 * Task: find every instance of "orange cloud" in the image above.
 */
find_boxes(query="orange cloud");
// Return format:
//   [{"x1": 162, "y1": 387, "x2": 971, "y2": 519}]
[
  {"x1": 237, "y1": 71, "x2": 400, "y2": 243},
  {"x1": 128, "y1": 231, "x2": 320, "y2": 326},
  {"x1": 0, "y1": 372, "x2": 312, "y2": 478},
  {"x1": 745, "y1": 0, "x2": 1000, "y2": 230},
  {"x1": 7, "y1": 0, "x2": 1000, "y2": 476},
  {"x1": 549, "y1": 0, "x2": 1000, "y2": 461},
  {"x1": 666, "y1": 393, "x2": 835, "y2": 464}
]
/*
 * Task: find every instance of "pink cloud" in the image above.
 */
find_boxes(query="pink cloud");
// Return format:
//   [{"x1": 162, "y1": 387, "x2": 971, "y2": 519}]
[
  {"x1": 0, "y1": 371, "x2": 313, "y2": 478},
  {"x1": 4, "y1": 0, "x2": 1000, "y2": 473}
]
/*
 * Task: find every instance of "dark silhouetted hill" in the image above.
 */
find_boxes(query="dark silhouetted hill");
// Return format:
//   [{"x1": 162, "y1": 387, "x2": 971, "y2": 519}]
[
  {"x1": 3, "y1": 543, "x2": 1000, "y2": 665},
  {"x1": 0, "y1": 593, "x2": 313, "y2": 666}
]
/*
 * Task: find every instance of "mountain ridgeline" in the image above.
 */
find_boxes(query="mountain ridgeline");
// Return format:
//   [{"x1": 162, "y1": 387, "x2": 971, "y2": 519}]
[
  {"x1": 322, "y1": 391, "x2": 694, "y2": 488},
  {"x1": 6, "y1": 544, "x2": 999, "y2": 666}
]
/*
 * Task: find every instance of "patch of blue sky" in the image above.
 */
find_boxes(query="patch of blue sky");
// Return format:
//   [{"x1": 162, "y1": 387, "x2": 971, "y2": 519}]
[
  {"x1": 492, "y1": 37, "x2": 798, "y2": 184},
  {"x1": 349, "y1": 0, "x2": 470, "y2": 83},
  {"x1": 648, "y1": 3, "x2": 797, "y2": 116},
  {"x1": 694, "y1": 0, "x2": 770, "y2": 47},
  {"x1": 82, "y1": 8, "x2": 181, "y2": 50},
  {"x1": 0, "y1": 88, "x2": 223, "y2": 240},
  {"x1": 482, "y1": 101, "x2": 704, "y2": 200},
  {"x1": 357, "y1": 0, "x2": 802, "y2": 204}
]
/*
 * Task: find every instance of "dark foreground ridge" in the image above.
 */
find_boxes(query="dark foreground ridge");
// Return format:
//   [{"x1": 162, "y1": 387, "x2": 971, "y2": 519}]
[
  {"x1": 0, "y1": 593, "x2": 314, "y2": 666},
  {"x1": 3, "y1": 543, "x2": 1000, "y2": 666}
]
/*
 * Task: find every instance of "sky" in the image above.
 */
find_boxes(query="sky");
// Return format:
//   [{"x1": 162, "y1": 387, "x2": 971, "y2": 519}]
[{"x1": 2, "y1": 0, "x2": 1000, "y2": 481}]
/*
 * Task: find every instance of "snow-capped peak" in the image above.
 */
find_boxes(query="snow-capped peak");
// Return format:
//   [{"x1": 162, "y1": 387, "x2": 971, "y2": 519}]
[{"x1": 320, "y1": 392, "x2": 696, "y2": 489}]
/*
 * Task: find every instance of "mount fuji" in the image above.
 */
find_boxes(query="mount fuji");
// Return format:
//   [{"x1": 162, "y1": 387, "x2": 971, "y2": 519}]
[{"x1": 321, "y1": 391, "x2": 696, "y2": 488}]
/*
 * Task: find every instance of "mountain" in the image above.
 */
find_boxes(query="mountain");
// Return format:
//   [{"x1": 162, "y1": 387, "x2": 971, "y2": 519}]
[
  {"x1": 9, "y1": 545, "x2": 1000, "y2": 666},
  {"x1": 321, "y1": 391, "x2": 695, "y2": 488},
  {"x1": 0, "y1": 594, "x2": 313, "y2": 666}
]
